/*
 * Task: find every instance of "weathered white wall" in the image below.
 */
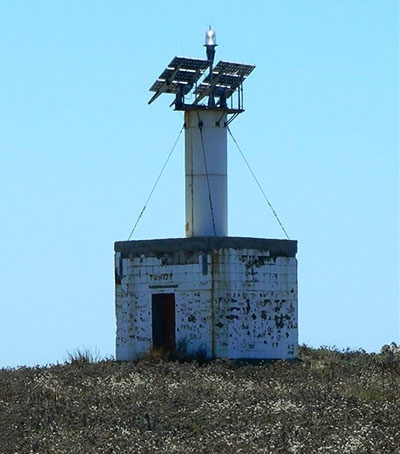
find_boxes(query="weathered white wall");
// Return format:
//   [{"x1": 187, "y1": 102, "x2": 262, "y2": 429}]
[{"x1": 115, "y1": 239, "x2": 298, "y2": 361}]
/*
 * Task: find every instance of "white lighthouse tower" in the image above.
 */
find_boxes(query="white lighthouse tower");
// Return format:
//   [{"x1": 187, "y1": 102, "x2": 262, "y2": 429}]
[{"x1": 114, "y1": 29, "x2": 298, "y2": 361}]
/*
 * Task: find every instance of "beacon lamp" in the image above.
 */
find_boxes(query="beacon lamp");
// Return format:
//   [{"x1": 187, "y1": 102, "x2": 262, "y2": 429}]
[{"x1": 204, "y1": 27, "x2": 217, "y2": 64}]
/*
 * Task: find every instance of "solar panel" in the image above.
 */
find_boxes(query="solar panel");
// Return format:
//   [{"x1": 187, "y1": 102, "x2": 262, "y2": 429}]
[
  {"x1": 169, "y1": 56, "x2": 210, "y2": 73},
  {"x1": 193, "y1": 60, "x2": 255, "y2": 104},
  {"x1": 195, "y1": 73, "x2": 243, "y2": 95},
  {"x1": 213, "y1": 60, "x2": 255, "y2": 78},
  {"x1": 194, "y1": 83, "x2": 232, "y2": 102},
  {"x1": 148, "y1": 56, "x2": 210, "y2": 104}
]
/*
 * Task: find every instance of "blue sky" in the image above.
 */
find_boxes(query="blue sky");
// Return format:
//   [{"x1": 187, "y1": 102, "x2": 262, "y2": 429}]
[{"x1": 0, "y1": 1, "x2": 398, "y2": 367}]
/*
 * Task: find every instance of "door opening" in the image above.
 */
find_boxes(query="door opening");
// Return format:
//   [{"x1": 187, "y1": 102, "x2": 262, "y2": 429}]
[{"x1": 152, "y1": 293, "x2": 176, "y2": 352}]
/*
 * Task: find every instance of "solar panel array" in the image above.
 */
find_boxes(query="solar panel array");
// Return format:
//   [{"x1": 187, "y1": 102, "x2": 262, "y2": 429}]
[
  {"x1": 148, "y1": 56, "x2": 255, "y2": 108},
  {"x1": 148, "y1": 57, "x2": 210, "y2": 104}
]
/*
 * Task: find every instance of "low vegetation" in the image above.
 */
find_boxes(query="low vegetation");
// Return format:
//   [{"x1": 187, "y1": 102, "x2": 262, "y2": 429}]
[{"x1": 1, "y1": 345, "x2": 399, "y2": 453}]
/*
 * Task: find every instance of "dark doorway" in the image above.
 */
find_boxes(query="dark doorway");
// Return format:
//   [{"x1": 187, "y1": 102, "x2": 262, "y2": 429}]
[{"x1": 152, "y1": 293, "x2": 176, "y2": 352}]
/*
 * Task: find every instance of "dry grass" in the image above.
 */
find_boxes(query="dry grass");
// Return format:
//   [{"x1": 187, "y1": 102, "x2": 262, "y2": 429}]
[{"x1": 1, "y1": 346, "x2": 399, "y2": 453}]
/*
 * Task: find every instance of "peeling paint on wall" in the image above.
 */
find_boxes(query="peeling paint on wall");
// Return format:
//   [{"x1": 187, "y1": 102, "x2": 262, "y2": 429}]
[{"x1": 115, "y1": 237, "x2": 298, "y2": 361}]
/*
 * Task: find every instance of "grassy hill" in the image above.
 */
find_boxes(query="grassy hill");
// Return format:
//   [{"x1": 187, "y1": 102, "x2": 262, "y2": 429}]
[{"x1": 1, "y1": 346, "x2": 399, "y2": 453}]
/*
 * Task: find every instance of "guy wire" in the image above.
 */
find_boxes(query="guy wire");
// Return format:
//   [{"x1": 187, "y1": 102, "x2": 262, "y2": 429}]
[
  {"x1": 197, "y1": 113, "x2": 217, "y2": 236},
  {"x1": 127, "y1": 125, "x2": 184, "y2": 240},
  {"x1": 227, "y1": 127, "x2": 290, "y2": 240}
]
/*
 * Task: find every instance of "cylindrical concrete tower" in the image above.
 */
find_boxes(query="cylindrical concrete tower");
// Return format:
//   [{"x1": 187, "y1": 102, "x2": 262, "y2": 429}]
[{"x1": 185, "y1": 109, "x2": 228, "y2": 237}]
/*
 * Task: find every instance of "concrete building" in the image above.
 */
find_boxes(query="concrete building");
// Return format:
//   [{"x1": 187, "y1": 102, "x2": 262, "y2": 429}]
[{"x1": 115, "y1": 29, "x2": 298, "y2": 361}]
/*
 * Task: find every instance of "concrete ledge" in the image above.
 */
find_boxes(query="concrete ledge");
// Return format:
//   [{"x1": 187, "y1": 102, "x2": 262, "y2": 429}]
[{"x1": 115, "y1": 237, "x2": 297, "y2": 258}]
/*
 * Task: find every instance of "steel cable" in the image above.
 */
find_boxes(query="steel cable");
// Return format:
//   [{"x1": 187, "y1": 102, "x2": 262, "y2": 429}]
[
  {"x1": 197, "y1": 114, "x2": 217, "y2": 236},
  {"x1": 227, "y1": 127, "x2": 290, "y2": 240},
  {"x1": 127, "y1": 125, "x2": 184, "y2": 240}
]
